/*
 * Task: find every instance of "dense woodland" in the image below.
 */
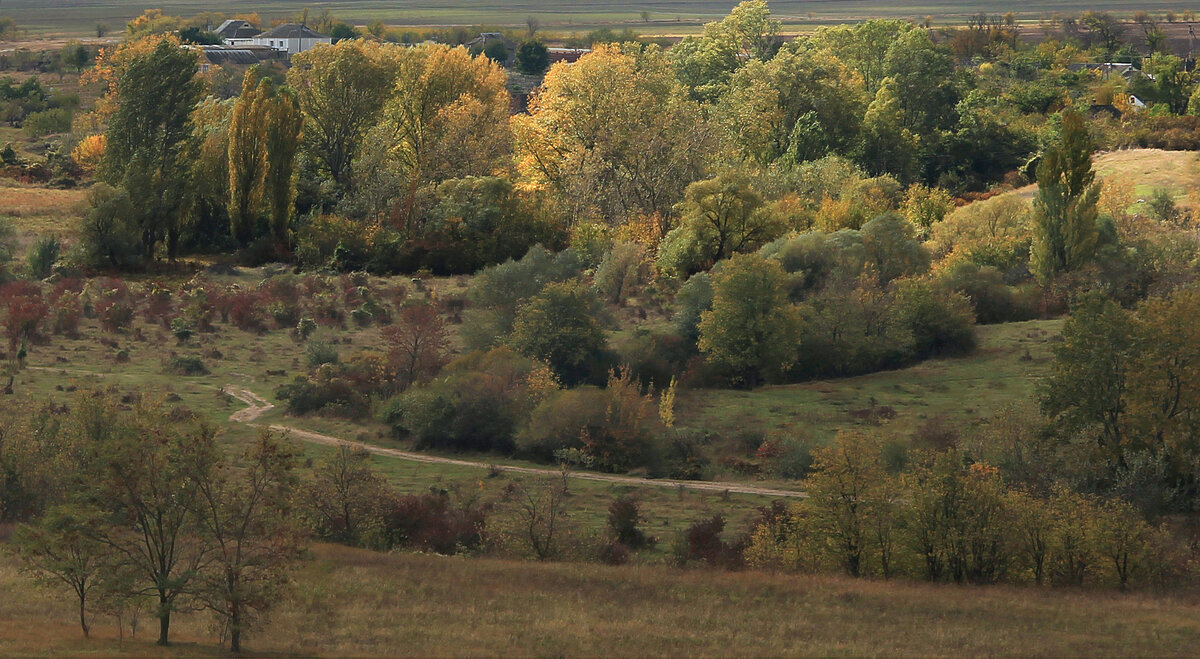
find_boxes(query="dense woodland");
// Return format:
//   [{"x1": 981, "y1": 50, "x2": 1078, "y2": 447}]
[{"x1": 4, "y1": 2, "x2": 1200, "y2": 653}]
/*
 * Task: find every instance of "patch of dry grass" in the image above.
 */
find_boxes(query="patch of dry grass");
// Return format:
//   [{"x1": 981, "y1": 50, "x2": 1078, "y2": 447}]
[{"x1": 2, "y1": 543, "x2": 1199, "y2": 657}]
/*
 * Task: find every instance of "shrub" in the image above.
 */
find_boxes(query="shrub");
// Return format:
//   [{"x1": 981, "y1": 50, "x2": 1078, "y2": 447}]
[
  {"x1": 382, "y1": 490, "x2": 489, "y2": 554},
  {"x1": 23, "y1": 108, "x2": 72, "y2": 137},
  {"x1": 594, "y1": 241, "x2": 649, "y2": 305},
  {"x1": 165, "y1": 355, "x2": 208, "y2": 375},
  {"x1": 228, "y1": 290, "x2": 265, "y2": 332},
  {"x1": 306, "y1": 340, "x2": 339, "y2": 368},
  {"x1": 607, "y1": 495, "x2": 653, "y2": 549},
  {"x1": 507, "y1": 279, "x2": 609, "y2": 386},
  {"x1": 170, "y1": 316, "x2": 193, "y2": 344},
  {"x1": 673, "y1": 514, "x2": 743, "y2": 569},
  {"x1": 26, "y1": 235, "x2": 59, "y2": 280},
  {"x1": 0, "y1": 281, "x2": 47, "y2": 349}
]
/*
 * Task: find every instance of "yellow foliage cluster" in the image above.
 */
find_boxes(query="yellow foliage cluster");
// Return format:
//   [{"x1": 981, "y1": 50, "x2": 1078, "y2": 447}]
[{"x1": 69, "y1": 134, "x2": 106, "y2": 174}]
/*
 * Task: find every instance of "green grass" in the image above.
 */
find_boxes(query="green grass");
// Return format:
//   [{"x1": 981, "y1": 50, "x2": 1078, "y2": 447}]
[
  {"x1": 678, "y1": 319, "x2": 1062, "y2": 447},
  {"x1": 3, "y1": 542, "x2": 1200, "y2": 657}
]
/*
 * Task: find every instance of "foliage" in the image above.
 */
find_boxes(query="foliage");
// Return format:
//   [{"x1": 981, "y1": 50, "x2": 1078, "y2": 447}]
[
  {"x1": 507, "y1": 280, "x2": 608, "y2": 386},
  {"x1": 698, "y1": 253, "x2": 800, "y2": 386},
  {"x1": 1031, "y1": 110, "x2": 1100, "y2": 282}
]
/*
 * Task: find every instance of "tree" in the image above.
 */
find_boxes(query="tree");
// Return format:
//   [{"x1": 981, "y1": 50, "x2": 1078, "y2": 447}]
[
  {"x1": 718, "y1": 45, "x2": 865, "y2": 165},
  {"x1": 187, "y1": 431, "x2": 303, "y2": 653},
  {"x1": 698, "y1": 253, "x2": 801, "y2": 386},
  {"x1": 670, "y1": 0, "x2": 781, "y2": 102},
  {"x1": 382, "y1": 303, "x2": 450, "y2": 390},
  {"x1": 227, "y1": 72, "x2": 271, "y2": 246},
  {"x1": 378, "y1": 44, "x2": 511, "y2": 225},
  {"x1": 514, "y1": 43, "x2": 710, "y2": 226},
  {"x1": 297, "y1": 444, "x2": 387, "y2": 547},
  {"x1": 515, "y1": 40, "x2": 550, "y2": 75},
  {"x1": 1039, "y1": 293, "x2": 1133, "y2": 466},
  {"x1": 660, "y1": 172, "x2": 782, "y2": 274},
  {"x1": 1030, "y1": 110, "x2": 1099, "y2": 281},
  {"x1": 881, "y1": 28, "x2": 957, "y2": 135},
  {"x1": 329, "y1": 22, "x2": 359, "y2": 43},
  {"x1": 287, "y1": 40, "x2": 401, "y2": 190},
  {"x1": 1080, "y1": 11, "x2": 1123, "y2": 60},
  {"x1": 858, "y1": 77, "x2": 918, "y2": 181},
  {"x1": 507, "y1": 280, "x2": 607, "y2": 386},
  {"x1": 0, "y1": 17, "x2": 18, "y2": 41},
  {"x1": 264, "y1": 89, "x2": 302, "y2": 248},
  {"x1": 83, "y1": 402, "x2": 216, "y2": 646},
  {"x1": 14, "y1": 506, "x2": 109, "y2": 637},
  {"x1": 101, "y1": 39, "x2": 203, "y2": 262},
  {"x1": 806, "y1": 431, "x2": 896, "y2": 577}
]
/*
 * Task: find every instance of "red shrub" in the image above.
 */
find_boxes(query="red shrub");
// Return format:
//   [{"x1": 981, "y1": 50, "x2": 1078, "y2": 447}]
[
  {"x1": 228, "y1": 290, "x2": 266, "y2": 332},
  {"x1": 0, "y1": 281, "x2": 48, "y2": 349},
  {"x1": 142, "y1": 282, "x2": 174, "y2": 324}
]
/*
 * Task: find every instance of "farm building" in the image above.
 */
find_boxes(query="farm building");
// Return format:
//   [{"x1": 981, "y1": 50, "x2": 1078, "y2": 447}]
[
  {"x1": 214, "y1": 19, "x2": 260, "y2": 46},
  {"x1": 251, "y1": 24, "x2": 331, "y2": 58}
]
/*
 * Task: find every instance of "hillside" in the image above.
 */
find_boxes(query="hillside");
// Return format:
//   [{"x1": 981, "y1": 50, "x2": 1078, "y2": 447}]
[{"x1": 1, "y1": 542, "x2": 1197, "y2": 657}]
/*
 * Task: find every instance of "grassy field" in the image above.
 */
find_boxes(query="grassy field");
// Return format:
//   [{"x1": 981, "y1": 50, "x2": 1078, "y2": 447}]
[
  {"x1": 6, "y1": 0, "x2": 1200, "y2": 37},
  {"x1": 679, "y1": 318, "x2": 1062, "y2": 447},
  {"x1": 2, "y1": 542, "x2": 1199, "y2": 657}
]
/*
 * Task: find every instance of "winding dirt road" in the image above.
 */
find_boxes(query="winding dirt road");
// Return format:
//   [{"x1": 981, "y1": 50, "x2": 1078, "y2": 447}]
[{"x1": 222, "y1": 385, "x2": 806, "y2": 499}]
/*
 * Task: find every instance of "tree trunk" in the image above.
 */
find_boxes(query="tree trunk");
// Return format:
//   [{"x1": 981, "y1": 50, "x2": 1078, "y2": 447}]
[
  {"x1": 79, "y1": 598, "x2": 89, "y2": 638},
  {"x1": 157, "y1": 611, "x2": 171, "y2": 646},
  {"x1": 230, "y1": 597, "x2": 242, "y2": 653}
]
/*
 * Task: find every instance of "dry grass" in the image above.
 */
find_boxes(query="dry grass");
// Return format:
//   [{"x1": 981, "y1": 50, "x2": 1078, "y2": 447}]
[
  {"x1": 0, "y1": 179, "x2": 87, "y2": 253},
  {"x1": 2, "y1": 543, "x2": 1199, "y2": 657}
]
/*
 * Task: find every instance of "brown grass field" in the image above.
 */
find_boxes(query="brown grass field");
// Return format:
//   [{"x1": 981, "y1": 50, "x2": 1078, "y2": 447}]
[{"x1": 1, "y1": 542, "x2": 1199, "y2": 657}]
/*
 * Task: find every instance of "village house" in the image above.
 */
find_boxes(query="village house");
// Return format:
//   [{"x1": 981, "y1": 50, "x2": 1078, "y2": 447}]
[
  {"x1": 214, "y1": 19, "x2": 260, "y2": 46},
  {"x1": 251, "y1": 24, "x2": 331, "y2": 58}
]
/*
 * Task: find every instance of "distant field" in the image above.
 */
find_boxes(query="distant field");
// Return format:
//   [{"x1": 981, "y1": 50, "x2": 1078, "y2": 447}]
[
  {"x1": 5, "y1": 1, "x2": 1200, "y2": 37},
  {"x1": 2, "y1": 542, "x2": 1199, "y2": 657}
]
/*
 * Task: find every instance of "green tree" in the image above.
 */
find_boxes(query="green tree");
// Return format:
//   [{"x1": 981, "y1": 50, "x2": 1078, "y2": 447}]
[
  {"x1": 698, "y1": 253, "x2": 801, "y2": 386},
  {"x1": 101, "y1": 39, "x2": 203, "y2": 262},
  {"x1": 1030, "y1": 110, "x2": 1100, "y2": 281},
  {"x1": 718, "y1": 45, "x2": 866, "y2": 165},
  {"x1": 1039, "y1": 293, "x2": 1133, "y2": 466},
  {"x1": 508, "y1": 280, "x2": 607, "y2": 386},
  {"x1": 858, "y1": 77, "x2": 918, "y2": 181},
  {"x1": 671, "y1": 0, "x2": 781, "y2": 102},
  {"x1": 287, "y1": 40, "x2": 400, "y2": 190},
  {"x1": 660, "y1": 172, "x2": 783, "y2": 274},
  {"x1": 14, "y1": 505, "x2": 109, "y2": 637},
  {"x1": 515, "y1": 39, "x2": 550, "y2": 75}
]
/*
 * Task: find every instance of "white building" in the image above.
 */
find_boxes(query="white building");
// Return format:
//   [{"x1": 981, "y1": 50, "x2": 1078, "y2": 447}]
[
  {"x1": 214, "y1": 19, "x2": 260, "y2": 46},
  {"x1": 251, "y1": 24, "x2": 331, "y2": 57}
]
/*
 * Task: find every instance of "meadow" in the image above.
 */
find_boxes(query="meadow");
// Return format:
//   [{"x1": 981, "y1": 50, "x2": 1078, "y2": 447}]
[
  {"x1": 2, "y1": 542, "x2": 1199, "y2": 657},
  {"x1": 7, "y1": 0, "x2": 1200, "y2": 37}
]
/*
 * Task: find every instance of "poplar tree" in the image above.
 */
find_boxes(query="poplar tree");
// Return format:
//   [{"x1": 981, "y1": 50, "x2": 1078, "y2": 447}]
[
  {"x1": 1031, "y1": 110, "x2": 1100, "y2": 282},
  {"x1": 102, "y1": 40, "x2": 202, "y2": 262},
  {"x1": 228, "y1": 72, "x2": 271, "y2": 246},
  {"x1": 265, "y1": 89, "x2": 302, "y2": 248}
]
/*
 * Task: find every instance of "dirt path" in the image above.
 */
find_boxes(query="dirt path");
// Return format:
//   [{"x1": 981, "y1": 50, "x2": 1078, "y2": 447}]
[{"x1": 222, "y1": 385, "x2": 806, "y2": 499}]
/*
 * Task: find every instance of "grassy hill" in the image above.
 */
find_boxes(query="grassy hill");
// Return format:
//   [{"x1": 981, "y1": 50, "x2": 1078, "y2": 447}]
[{"x1": 1, "y1": 542, "x2": 1199, "y2": 657}]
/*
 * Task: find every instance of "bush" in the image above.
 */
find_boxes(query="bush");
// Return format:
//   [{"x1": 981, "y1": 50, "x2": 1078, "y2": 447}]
[
  {"x1": 23, "y1": 108, "x2": 71, "y2": 137},
  {"x1": 607, "y1": 495, "x2": 653, "y2": 550},
  {"x1": 382, "y1": 490, "x2": 489, "y2": 554},
  {"x1": 165, "y1": 355, "x2": 208, "y2": 375},
  {"x1": 673, "y1": 514, "x2": 744, "y2": 569},
  {"x1": 228, "y1": 290, "x2": 265, "y2": 332},
  {"x1": 306, "y1": 340, "x2": 339, "y2": 368},
  {"x1": 594, "y1": 241, "x2": 649, "y2": 305},
  {"x1": 26, "y1": 235, "x2": 59, "y2": 279}
]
